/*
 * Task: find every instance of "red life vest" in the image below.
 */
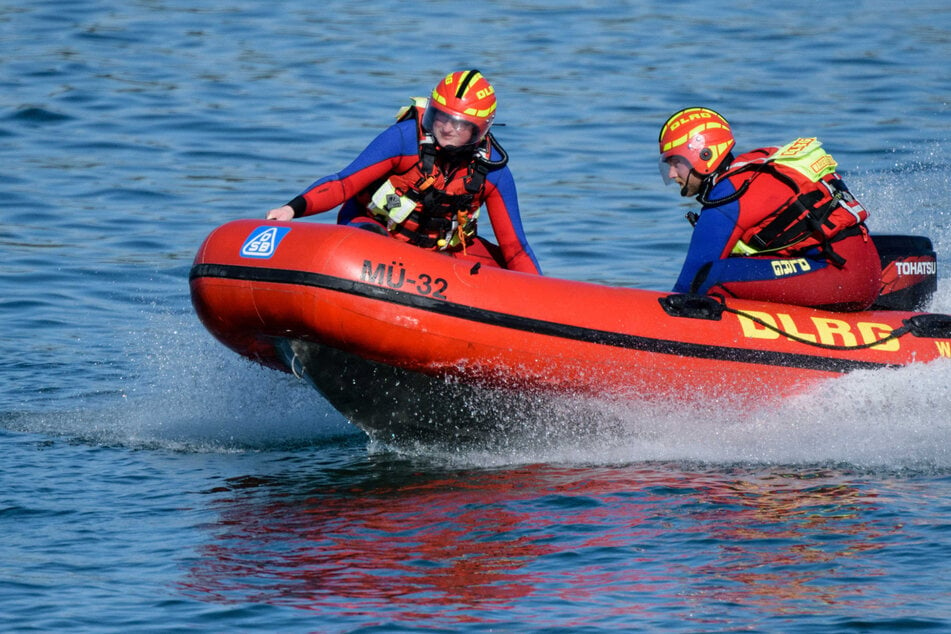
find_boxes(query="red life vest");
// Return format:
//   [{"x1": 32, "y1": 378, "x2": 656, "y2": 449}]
[
  {"x1": 363, "y1": 99, "x2": 507, "y2": 251},
  {"x1": 705, "y1": 138, "x2": 870, "y2": 267}
]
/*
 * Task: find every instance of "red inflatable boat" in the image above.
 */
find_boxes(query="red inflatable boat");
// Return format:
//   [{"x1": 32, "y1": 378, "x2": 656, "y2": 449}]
[{"x1": 190, "y1": 220, "x2": 950, "y2": 443}]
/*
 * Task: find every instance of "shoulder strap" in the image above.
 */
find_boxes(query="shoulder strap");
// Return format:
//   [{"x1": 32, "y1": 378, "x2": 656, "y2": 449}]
[
  {"x1": 397, "y1": 98, "x2": 437, "y2": 179},
  {"x1": 697, "y1": 140, "x2": 822, "y2": 207}
]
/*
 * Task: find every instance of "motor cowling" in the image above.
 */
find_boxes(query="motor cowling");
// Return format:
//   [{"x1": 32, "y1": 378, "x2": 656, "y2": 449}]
[{"x1": 871, "y1": 234, "x2": 938, "y2": 311}]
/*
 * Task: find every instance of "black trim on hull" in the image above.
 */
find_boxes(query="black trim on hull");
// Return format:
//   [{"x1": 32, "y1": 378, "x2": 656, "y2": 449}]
[{"x1": 190, "y1": 263, "x2": 898, "y2": 374}]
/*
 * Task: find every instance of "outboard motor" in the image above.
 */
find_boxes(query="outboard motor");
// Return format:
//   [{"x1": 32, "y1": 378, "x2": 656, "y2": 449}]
[{"x1": 871, "y1": 235, "x2": 938, "y2": 311}]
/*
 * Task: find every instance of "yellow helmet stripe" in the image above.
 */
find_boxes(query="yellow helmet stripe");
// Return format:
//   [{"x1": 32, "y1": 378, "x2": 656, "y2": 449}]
[{"x1": 661, "y1": 121, "x2": 729, "y2": 153}]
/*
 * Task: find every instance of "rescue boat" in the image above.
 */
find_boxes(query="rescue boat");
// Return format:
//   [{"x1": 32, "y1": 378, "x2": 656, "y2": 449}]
[{"x1": 189, "y1": 219, "x2": 951, "y2": 443}]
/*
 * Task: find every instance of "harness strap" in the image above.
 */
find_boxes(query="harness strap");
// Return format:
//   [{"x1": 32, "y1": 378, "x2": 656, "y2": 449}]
[
  {"x1": 418, "y1": 137, "x2": 437, "y2": 180},
  {"x1": 389, "y1": 212, "x2": 478, "y2": 249},
  {"x1": 369, "y1": 101, "x2": 510, "y2": 249},
  {"x1": 746, "y1": 189, "x2": 826, "y2": 252},
  {"x1": 709, "y1": 146, "x2": 863, "y2": 268}
]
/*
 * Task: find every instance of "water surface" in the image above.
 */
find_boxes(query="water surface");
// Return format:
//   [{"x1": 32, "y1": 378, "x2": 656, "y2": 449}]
[{"x1": 2, "y1": 1, "x2": 950, "y2": 631}]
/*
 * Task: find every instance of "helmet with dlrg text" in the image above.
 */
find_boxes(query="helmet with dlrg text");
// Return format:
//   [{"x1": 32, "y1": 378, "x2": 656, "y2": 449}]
[
  {"x1": 658, "y1": 107, "x2": 735, "y2": 185},
  {"x1": 422, "y1": 70, "x2": 497, "y2": 149}
]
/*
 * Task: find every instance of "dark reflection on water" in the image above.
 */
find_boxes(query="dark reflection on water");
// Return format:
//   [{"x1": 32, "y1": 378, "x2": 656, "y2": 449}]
[{"x1": 182, "y1": 462, "x2": 901, "y2": 627}]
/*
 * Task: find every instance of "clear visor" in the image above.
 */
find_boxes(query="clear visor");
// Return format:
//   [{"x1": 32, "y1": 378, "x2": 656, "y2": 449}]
[
  {"x1": 659, "y1": 154, "x2": 690, "y2": 186},
  {"x1": 422, "y1": 103, "x2": 482, "y2": 146}
]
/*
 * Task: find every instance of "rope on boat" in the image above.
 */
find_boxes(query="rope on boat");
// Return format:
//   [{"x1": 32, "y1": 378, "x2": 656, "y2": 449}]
[
  {"x1": 724, "y1": 306, "x2": 908, "y2": 351},
  {"x1": 660, "y1": 293, "x2": 951, "y2": 352}
]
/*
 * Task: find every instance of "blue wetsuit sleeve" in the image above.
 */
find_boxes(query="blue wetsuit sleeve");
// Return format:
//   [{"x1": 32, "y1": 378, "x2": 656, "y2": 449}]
[
  {"x1": 672, "y1": 182, "x2": 742, "y2": 293},
  {"x1": 484, "y1": 161, "x2": 543, "y2": 274}
]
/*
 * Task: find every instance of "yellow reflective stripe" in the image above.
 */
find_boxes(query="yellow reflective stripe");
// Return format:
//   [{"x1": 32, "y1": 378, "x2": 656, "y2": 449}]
[
  {"x1": 661, "y1": 120, "x2": 730, "y2": 153},
  {"x1": 429, "y1": 95, "x2": 496, "y2": 120},
  {"x1": 660, "y1": 133, "x2": 689, "y2": 153},
  {"x1": 463, "y1": 104, "x2": 496, "y2": 118},
  {"x1": 731, "y1": 240, "x2": 760, "y2": 256}
]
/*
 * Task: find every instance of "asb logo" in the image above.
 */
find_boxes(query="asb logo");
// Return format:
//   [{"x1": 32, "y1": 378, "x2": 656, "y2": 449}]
[{"x1": 240, "y1": 226, "x2": 290, "y2": 258}]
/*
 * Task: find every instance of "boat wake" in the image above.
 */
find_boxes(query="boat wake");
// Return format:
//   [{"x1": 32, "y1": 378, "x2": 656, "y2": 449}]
[
  {"x1": 368, "y1": 283, "x2": 951, "y2": 471},
  {"x1": 4, "y1": 303, "x2": 949, "y2": 472},
  {"x1": 376, "y1": 354, "x2": 951, "y2": 473},
  {"x1": 8, "y1": 144, "x2": 951, "y2": 464},
  {"x1": 347, "y1": 284, "x2": 951, "y2": 470},
  {"x1": 421, "y1": 158, "x2": 951, "y2": 470}
]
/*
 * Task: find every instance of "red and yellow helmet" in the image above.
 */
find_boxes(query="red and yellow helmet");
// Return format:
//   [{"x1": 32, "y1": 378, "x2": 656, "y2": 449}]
[
  {"x1": 658, "y1": 107, "x2": 735, "y2": 176},
  {"x1": 422, "y1": 70, "x2": 497, "y2": 145}
]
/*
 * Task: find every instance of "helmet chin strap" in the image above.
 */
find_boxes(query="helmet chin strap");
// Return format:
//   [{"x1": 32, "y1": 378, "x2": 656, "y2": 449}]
[
  {"x1": 436, "y1": 143, "x2": 475, "y2": 166},
  {"x1": 679, "y1": 179, "x2": 691, "y2": 198},
  {"x1": 439, "y1": 143, "x2": 470, "y2": 154},
  {"x1": 681, "y1": 169, "x2": 704, "y2": 198}
]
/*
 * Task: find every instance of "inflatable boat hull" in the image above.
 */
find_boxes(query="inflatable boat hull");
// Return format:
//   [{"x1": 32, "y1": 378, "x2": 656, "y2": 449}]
[{"x1": 189, "y1": 220, "x2": 951, "y2": 441}]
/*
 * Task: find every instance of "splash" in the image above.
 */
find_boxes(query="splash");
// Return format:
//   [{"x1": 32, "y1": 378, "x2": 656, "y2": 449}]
[
  {"x1": 3, "y1": 310, "x2": 355, "y2": 452},
  {"x1": 407, "y1": 139, "x2": 951, "y2": 471},
  {"x1": 10, "y1": 144, "x2": 949, "y2": 463},
  {"x1": 855, "y1": 140, "x2": 951, "y2": 312},
  {"x1": 389, "y1": 352, "x2": 951, "y2": 472}
]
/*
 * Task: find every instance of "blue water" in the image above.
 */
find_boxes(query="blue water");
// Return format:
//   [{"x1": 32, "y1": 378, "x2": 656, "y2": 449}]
[{"x1": 3, "y1": 1, "x2": 951, "y2": 631}]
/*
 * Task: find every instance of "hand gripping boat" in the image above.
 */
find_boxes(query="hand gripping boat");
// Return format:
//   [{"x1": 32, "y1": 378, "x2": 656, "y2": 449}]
[{"x1": 190, "y1": 220, "x2": 950, "y2": 443}]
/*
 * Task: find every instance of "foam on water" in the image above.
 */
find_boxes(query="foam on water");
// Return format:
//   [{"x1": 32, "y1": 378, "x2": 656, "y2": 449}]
[
  {"x1": 2, "y1": 311, "x2": 355, "y2": 452},
  {"x1": 11, "y1": 294, "x2": 949, "y2": 472},
  {"x1": 404, "y1": 353, "x2": 951, "y2": 472}
]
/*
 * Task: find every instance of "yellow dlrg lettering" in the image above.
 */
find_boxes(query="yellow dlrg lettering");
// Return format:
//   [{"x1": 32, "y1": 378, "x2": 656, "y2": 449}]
[
  {"x1": 777, "y1": 313, "x2": 817, "y2": 343},
  {"x1": 937, "y1": 340, "x2": 951, "y2": 357},
  {"x1": 739, "y1": 310, "x2": 911, "y2": 353},
  {"x1": 737, "y1": 311, "x2": 780, "y2": 339},
  {"x1": 811, "y1": 317, "x2": 857, "y2": 347},
  {"x1": 669, "y1": 111, "x2": 713, "y2": 131},
  {"x1": 858, "y1": 322, "x2": 900, "y2": 351}
]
